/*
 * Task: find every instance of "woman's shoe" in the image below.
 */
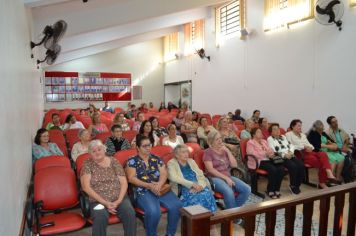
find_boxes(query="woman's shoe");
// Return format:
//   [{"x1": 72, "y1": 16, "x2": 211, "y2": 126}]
[
  {"x1": 275, "y1": 192, "x2": 282, "y2": 198},
  {"x1": 327, "y1": 178, "x2": 341, "y2": 185},
  {"x1": 266, "y1": 191, "x2": 277, "y2": 199}
]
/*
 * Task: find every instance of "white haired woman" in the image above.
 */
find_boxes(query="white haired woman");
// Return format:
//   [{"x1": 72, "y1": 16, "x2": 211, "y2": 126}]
[
  {"x1": 80, "y1": 140, "x2": 136, "y2": 236},
  {"x1": 168, "y1": 144, "x2": 217, "y2": 212},
  {"x1": 71, "y1": 129, "x2": 91, "y2": 162}
]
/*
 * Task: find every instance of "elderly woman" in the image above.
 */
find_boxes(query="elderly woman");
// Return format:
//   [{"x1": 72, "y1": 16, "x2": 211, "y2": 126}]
[
  {"x1": 203, "y1": 130, "x2": 251, "y2": 211},
  {"x1": 88, "y1": 112, "x2": 109, "y2": 137},
  {"x1": 81, "y1": 140, "x2": 136, "y2": 236},
  {"x1": 71, "y1": 129, "x2": 91, "y2": 162},
  {"x1": 258, "y1": 117, "x2": 269, "y2": 139},
  {"x1": 168, "y1": 144, "x2": 217, "y2": 212},
  {"x1": 197, "y1": 117, "x2": 216, "y2": 149},
  {"x1": 173, "y1": 110, "x2": 185, "y2": 131},
  {"x1": 181, "y1": 111, "x2": 199, "y2": 143},
  {"x1": 149, "y1": 116, "x2": 168, "y2": 138},
  {"x1": 131, "y1": 120, "x2": 159, "y2": 148},
  {"x1": 32, "y1": 128, "x2": 64, "y2": 161},
  {"x1": 267, "y1": 124, "x2": 305, "y2": 194},
  {"x1": 126, "y1": 135, "x2": 182, "y2": 236},
  {"x1": 247, "y1": 128, "x2": 285, "y2": 199},
  {"x1": 286, "y1": 119, "x2": 337, "y2": 189},
  {"x1": 240, "y1": 119, "x2": 254, "y2": 140},
  {"x1": 217, "y1": 116, "x2": 240, "y2": 158},
  {"x1": 162, "y1": 124, "x2": 184, "y2": 149},
  {"x1": 113, "y1": 112, "x2": 130, "y2": 131},
  {"x1": 63, "y1": 114, "x2": 85, "y2": 130},
  {"x1": 105, "y1": 124, "x2": 131, "y2": 156},
  {"x1": 307, "y1": 120, "x2": 345, "y2": 182}
]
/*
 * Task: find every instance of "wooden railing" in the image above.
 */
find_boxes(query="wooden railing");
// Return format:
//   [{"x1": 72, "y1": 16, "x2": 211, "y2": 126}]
[{"x1": 181, "y1": 182, "x2": 356, "y2": 236}]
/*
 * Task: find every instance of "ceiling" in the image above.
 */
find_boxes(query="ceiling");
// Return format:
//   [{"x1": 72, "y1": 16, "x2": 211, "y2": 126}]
[{"x1": 26, "y1": 0, "x2": 228, "y2": 66}]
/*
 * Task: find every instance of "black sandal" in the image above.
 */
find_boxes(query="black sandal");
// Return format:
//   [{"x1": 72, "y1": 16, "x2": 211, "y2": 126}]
[{"x1": 266, "y1": 191, "x2": 277, "y2": 199}]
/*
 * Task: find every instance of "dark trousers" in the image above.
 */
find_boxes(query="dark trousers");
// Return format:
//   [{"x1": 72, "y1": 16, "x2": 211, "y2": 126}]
[
  {"x1": 259, "y1": 160, "x2": 285, "y2": 192},
  {"x1": 283, "y1": 157, "x2": 305, "y2": 188},
  {"x1": 90, "y1": 196, "x2": 136, "y2": 236}
]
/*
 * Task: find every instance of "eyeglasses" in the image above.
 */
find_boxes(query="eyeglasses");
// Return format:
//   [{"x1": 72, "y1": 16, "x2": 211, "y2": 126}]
[{"x1": 141, "y1": 144, "x2": 152, "y2": 148}]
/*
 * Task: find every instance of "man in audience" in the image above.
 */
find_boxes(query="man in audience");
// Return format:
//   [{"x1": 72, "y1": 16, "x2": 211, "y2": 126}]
[
  {"x1": 326, "y1": 116, "x2": 350, "y2": 154},
  {"x1": 232, "y1": 109, "x2": 245, "y2": 122},
  {"x1": 102, "y1": 101, "x2": 114, "y2": 113},
  {"x1": 106, "y1": 124, "x2": 131, "y2": 156},
  {"x1": 251, "y1": 110, "x2": 260, "y2": 124},
  {"x1": 46, "y1": 113, "x2": 64, "y2": 130}
]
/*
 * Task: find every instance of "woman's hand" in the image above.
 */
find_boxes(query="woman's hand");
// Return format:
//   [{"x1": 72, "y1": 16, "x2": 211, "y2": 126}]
[
  {"x1": 190, "y1": 183, "x2": 203, "y2": 193},
  {"x1": 224, "y1": 177, "x2": 235, "y2": 187},
  {"x1": 327, "y1": 143, "x2": 338, "y2": 151},
  {"x1": 105, "y1": 201, "x2": 117, "y2": 214}
]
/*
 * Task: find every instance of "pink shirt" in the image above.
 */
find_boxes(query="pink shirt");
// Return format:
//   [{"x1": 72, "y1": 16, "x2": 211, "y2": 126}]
[
  {"x1": 203, "y1": 148, "x2": 231, "y2": 177},
  {"x1": 246, "y1": 139, "x2": 273, "y2": 169}
]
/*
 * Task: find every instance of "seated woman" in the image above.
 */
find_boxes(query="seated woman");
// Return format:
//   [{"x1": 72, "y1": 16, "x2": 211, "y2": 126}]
[
  {"x1": 32, "y1": 128, "x2": 64, "y2": 161},
  {"x1": 112, "y1": 112, "x2": 130, "y2": 131},
  {"x1": 149, "y1": 116, "x2": 168, "y2": 138},
  {"x1": 286, "y1": 119, "x2": 337, "y2": 189},
  {"x1": 258, "y1": 117, "x2": 269, "y2": 139},
  {"x1": 192, "y1": 111, "x2": 199, "y2": 123},
  {"x1": 63, "y1": 114, "x2": 85, "y2": 130},
  {"x1": 81, "y1": 140, "x2": 136, "y2": 236},
  {"x1": 126, "y1": 135, "x2": 182, "y2": 236},
  {"x1": 88, "y1": 104, "x2": 98, "y2": 118},
  {"x1": 88, "y1": 112, "x2": 109, "y2": 137},
  {"x1": 71, "y1": 129, "x2": 91, "y2": 162},
  {"x1": 181, "y1": 111, "x2": 199, "y2": 143},
  {"x1": 173, "y1": 110, "x2": 185, "y2": 132},
  {"x1": 240, "y1": 119, "x2": 254, "y2": 140},
  {"x1": 247, "y1": 128, "x2": 285, "y2": 199},
  {"x1": 105, "y1": 125, "x2": 131, "y2": 156},
  {"x1": 197, "y1": 117, "x2": 216, "y2": 149},
  {"x1": 168, "y1": 144, "x2": 217, "y2": 212},
  {"x1": 251, "y1": 110, "x2": 260, "y2": 124},
  {"x1": 307, "y1": 120, "x2": 345, "y2": 182},
  {"x1": 131, "y1": 120, "x2": 159, "y2": 148},
  {"x1": 267, "y1": 124, "x2": 305, "y2": 194},
  {"x1": 133, "y1": 112, "x2": 145, "y2": 131},
  {"x1": 203, "y1": 130, "x2": 251, "y2": 210},
  {"x1": 217, "y1": 116, "x2": 241, "y2": 158},
  {"x1": 162, "y1": 124, "x2": 184, "y2": 149}
]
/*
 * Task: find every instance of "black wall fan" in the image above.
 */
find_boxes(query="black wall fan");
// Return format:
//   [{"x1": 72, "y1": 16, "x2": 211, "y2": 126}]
[
  {"x1": 37, "y1": 44, "x2": 61, "y2": 65},
  {"x1": 31, "y1": 20, "x2": 67, "y2": 50},
  {"x1": 196, "y1": 48, "x2": 210, "y2": 61},
  {"x1": 315, "y1": 0, "x2": 344, "y2": 31}
]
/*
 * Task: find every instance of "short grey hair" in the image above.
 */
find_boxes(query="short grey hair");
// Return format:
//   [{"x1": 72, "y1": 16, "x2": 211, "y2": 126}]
[
  {"x1": 173, "y1": 144, "x2": 188, "y2": 157},
  {"x1": 313, "y1": 120, "x2": 324, "y2": 130},
  {"x1": 207, "y1": 130, "x2": 220, "y2": 147},
  {"x1": 88, "y1": 139, "x2": 107, "y2": 153},
  {"x1": 78, "y1": 129, "x2": 89, "y2": 139}
]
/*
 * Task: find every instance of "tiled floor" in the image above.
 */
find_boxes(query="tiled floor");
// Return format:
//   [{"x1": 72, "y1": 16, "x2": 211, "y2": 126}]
[{"x1": 64, "y1": 168, "x2": 353, "y2": 236}]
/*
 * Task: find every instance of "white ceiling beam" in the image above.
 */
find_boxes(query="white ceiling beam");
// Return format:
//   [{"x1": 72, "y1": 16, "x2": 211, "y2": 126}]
[{"x1": 24, "y1": 0, "x2": 75, "y2": 8}]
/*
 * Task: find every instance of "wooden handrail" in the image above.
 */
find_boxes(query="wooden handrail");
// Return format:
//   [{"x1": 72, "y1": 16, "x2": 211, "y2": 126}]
[{"x1": 181, "y1": 182, "x2": 356, "y2": 236}]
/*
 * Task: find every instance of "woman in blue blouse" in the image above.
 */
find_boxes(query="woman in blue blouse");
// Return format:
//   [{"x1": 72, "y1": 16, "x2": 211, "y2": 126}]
[
  {"x1": 32, "y1": 128, "x2": 63, "y2": 161},
  {"x1": 126, "y1": 135, "x2": 182, "y2": 236}
]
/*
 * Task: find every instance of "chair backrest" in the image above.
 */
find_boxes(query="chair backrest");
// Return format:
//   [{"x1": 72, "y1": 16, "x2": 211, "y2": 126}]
[
  {"x1": 114, "y1": 149, "x2": 138, "y2": 166},
  {"x1": 75, "y1": 153, "x2": 91, "y2": 175},
  {"x1": 158, "y1": 116, "x2": 173, "y2": 129},
  {"x1": 76, "y1": 116, "x2": 92, "y2": 129},
  {"x1": 193, "y1": 149, "x2": 206, "y2": 172},
  {"x1": 185, "y1": 142, "x2": 202, "y2": 158},
  {"x1": 236, "y1": 124, "x2": 245, "y2": 131},
  {"x1": 199, "y1": 113, "x2": 212, "y2": 125},
  {"x1": 95, "y1": 132, "x2": 111, "y2": 144},
  {"x1": 280, "y1": 128, "x2": 286, "y2": 135},
  {"x1": 239, "y1": 140, "x2": 249, "y2": 162},
  {"x1": 235, "y1": 130, "x2": 242, "y2": 139},
  {"x1": 64, "y1": 128, "x2": 81, "y2": 150},
  {"x1": 48, "y1": 129, "x2": 66, "y2": 146},
  {"x1": 234, "y1": 120, "x2": 244, "y2": 126},
  {"x1": 151, "y1": 145, "x2": 173, "y2": 164},
  {"x1": 34, "y1": 156, "x2": 71, "y2": 173},
  {"x1": 125, "y1": 119, "x2": 134, "y2": 129},
  {"x1": 212, "y1": 115, "x2": 222, "y2": 127},
  {"x1": 114, "y1": 107, "x2": 123, "y2": 114},
  {"x1": 122, "y1": 130, "x2": 138, "y2": 143},
  {"x1": 34, "y1": 166, "x2": 79, "y2": 210}
]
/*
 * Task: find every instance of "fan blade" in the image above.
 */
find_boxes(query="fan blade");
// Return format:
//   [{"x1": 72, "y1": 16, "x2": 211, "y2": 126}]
[
  {"x1": 328, "y1": 10, "x2": 336, "y2": 23},
  {"x1": 316, "y1": 5, "x2": 327, "y2": 15},
  {"x1": 325, "y1": 0, "x2": 340, "y2": 12},
  {"x1": 52, "y1": 20, "x2": 67, "y2": 43}
]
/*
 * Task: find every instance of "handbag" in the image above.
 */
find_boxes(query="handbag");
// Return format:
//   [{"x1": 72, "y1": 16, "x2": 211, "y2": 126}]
[
  {"x1": 158, "y1": 183, "x2": 171, "y2": 196},
  {"x1": 224, "y1": 137, "x2": 239, "y2": 145},
  {"x1": 271, "y1": 155, "x2": 284, "y2": 164}
]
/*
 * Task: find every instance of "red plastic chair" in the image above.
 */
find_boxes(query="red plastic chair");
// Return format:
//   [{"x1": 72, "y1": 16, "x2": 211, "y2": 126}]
[
  {"x1": 125, "y1": 119, "x2": 134, "y2": 130},
  {"x1": 34, "y1": 156, "x2": 71, "y2": 173},
  {"x1": 29, "y1": 167, "x2": 86, "y2": 235},
  {"x1": 122, "y1": 130, "x2": 138, "y2": 143},
  {"x1": 114, "y1": 107, "x2": 123, "y2": 114},
  {"x1": 114, "y1": 149, "x2": 138, "y2": 167},
  {"x1": 76, "y1": 116, "x2": 92, "y2": 129},
  {"x1": 64, "y1": 129, "x2": 81, "y2": 150},
  {"x1": 158, "y1": 116, "x2": 173, "y2": 129},
  {"x1": 212, "y1": 115, "x2": 222, "y2": 128},
  {"x1": 199, "y1": 113, "x2": 212, "y2": 125},
  {"x1": 75, "y1": 153, "x2": 91, "y2": 176},
  {"x1": 151, "y1": 145, "x2": 174, "y2": 164},
  {"x1": 95, "y1": 132, "x2": 111, "y2": 144},
  {"x1": 48, "y1": 130, "x2": 66, "y2": 147},
  {"x1": 185, "y1": 142, "x2": 201, "y2": 158},
  {"x1": 280, "y1": 128, "x2": 286, "y2": 135}
]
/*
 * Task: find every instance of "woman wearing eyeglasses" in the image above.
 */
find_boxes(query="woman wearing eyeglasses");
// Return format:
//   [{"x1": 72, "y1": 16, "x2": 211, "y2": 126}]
[
  {"x1": 126, "y1": 135, "x2": 182, "y2": 236},
  {"x1": 267, "y1": 123, "x2": 305, "y2": 194},
  {"x1": 113, "y1": 112, "x2": 130, "y2": 131}
]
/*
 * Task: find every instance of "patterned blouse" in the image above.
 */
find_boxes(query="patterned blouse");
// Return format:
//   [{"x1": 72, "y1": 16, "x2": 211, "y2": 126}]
[
  {"x1": 127, "y1": 154, "x2": 164, "y2": 195},
  {"x1": 32, "y1": 143, "x2": 64, "y2": 161},
  {"x1": 80, "y1": 157, "x2": 125, "y2": 202}
]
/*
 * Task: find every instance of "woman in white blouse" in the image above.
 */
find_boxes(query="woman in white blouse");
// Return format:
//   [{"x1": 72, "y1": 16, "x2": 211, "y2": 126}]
[
  {"x1": 71, "y1": 129, "x2": 91, "y2": 161},
  {"x1": 64, "y1": 114, "x2": 85, "y2": 130},
  {"x1": 267, "y1": 123, "x2": 305, "y2": 194},
  {"x1": 162, "y1": 124, "x2": 184, "y2": 149}
]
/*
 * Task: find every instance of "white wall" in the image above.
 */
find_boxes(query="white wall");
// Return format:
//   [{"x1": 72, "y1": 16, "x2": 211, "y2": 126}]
[
  {"x1": 165, "y1": 84, "x2": 180, "y2": 107},
  {"x1": 0, "y1": 1, "x2": 43, "y2": 235},
  {"x1": 164, "y1": 0, "x2": 356, "y2": 133},
  {"x1": 45, "y1": 38, "x2": 165, "y2": 110}
]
